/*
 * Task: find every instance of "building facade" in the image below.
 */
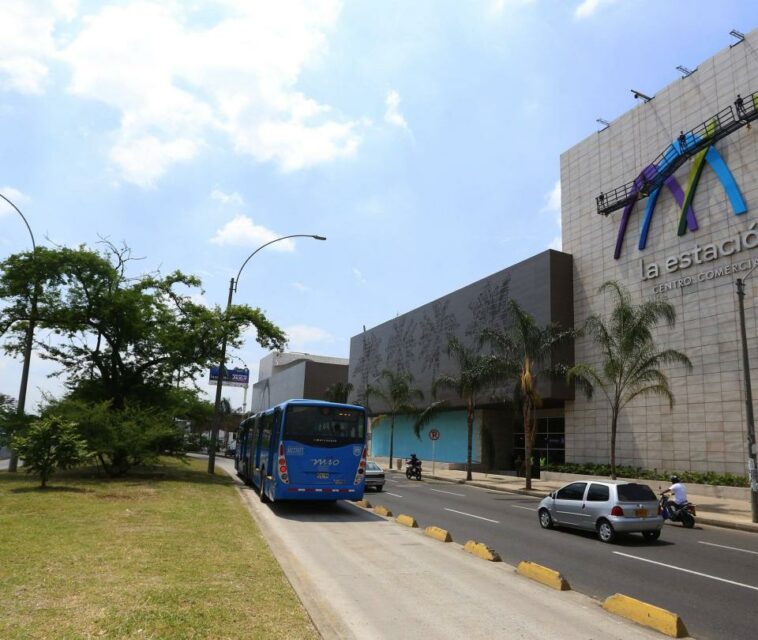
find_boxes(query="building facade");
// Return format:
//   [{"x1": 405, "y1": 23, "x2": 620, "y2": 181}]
[
  {"x1": 562, "y1": 29, "x2": 758, "y2": 474},
  {"x1": 251, "y1": 352, "x2": 349, "y2": 412},
  {"x1": 348, "y1": 250, "x2": 573, "y2": 469}
]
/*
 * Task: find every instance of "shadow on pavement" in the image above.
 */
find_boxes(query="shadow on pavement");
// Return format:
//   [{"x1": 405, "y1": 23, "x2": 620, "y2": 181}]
[{"x1": 261, "y1": 498, "x2": 386, "y2": 523}]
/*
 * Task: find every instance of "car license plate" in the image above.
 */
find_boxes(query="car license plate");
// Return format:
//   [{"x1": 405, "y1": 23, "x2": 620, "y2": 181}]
[
  {"x1": 316, "y1": 472, "x2": 329, "y2": 479},
  {"x1": 635, "y1": 508, "x2": 648, "y2": 518}
]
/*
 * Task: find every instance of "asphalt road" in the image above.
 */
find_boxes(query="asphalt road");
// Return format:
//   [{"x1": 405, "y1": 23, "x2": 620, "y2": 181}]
[{"x1": 371, "y1": 471, "x2": 758, "y2": 640}]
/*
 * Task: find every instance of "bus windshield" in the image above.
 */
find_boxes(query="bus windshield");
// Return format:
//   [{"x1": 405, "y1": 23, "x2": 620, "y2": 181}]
[{"x1": 283, "y1": 405, "x2": 366, "y2": 446}]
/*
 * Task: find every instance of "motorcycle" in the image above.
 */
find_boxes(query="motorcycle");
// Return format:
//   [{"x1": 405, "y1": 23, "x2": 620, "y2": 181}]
[
  {"x1": 658, "y1": 493, "x2": 696, "y2": 528},
  {"x1": 405, "y1": 456, "x2": 422, "y2": 480}
]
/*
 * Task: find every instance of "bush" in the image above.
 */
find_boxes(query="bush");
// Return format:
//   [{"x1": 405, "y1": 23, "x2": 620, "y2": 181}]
[
  {"x1": 11, "y1": 416, "x2": 90, "y2": 487},
  {"x1": 543, "y1": 461, "x2": 749, "y2": 487}
]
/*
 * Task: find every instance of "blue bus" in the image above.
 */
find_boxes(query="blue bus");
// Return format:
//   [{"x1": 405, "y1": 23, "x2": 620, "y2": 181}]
[{"x1": 235, "y1": 399, "x2": 368, "y2": 502}]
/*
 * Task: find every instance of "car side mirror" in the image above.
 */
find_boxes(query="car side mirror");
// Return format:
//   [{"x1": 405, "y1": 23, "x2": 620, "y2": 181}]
[{"x1": 549, "y1": 491, "x2": 555, "y2": 499}]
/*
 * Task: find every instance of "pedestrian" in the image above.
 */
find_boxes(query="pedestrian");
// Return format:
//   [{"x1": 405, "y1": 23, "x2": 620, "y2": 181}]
[
  {"x1": 678, "y1": 130, "x2": 687, "y2": 153},
  {"x1": 735, "y1": 94, "x2": 746, "y2": 118},
  {"x1": 514, "y1": 454, "x2": 523, "y2": 478}
]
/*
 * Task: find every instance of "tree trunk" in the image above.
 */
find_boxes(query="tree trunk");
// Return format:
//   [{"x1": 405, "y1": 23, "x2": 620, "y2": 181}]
[
  {"x1": 524, "y1": 400, "x2": 533, "y2": 490},
  {"x1": 466, "y1": 398, "x2": 474, "y2": 481},
  {"x1": 389, "y1": 414, "x2": 395, "y2": 472},
  {"x1": 610, "y1": 408, "x2": 618, "y2": 480}
]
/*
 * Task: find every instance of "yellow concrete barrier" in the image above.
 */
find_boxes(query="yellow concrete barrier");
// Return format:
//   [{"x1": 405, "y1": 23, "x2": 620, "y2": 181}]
[
  {"x1": 373, "y1": 505, "x2": 393, "y2": 517},
  {"x1": 395, "y1": 514, "x2": 418, "y2": 528},
  {"x1": 516, "y1": 561, "x2": 570, "y2": 591},
  {"x1": 355, "y1": 499, "x2": 371, "y2": 508},
  {"x1": 425, "y1": 526, "x2": 453, "y2": 542},
  {"x1": 603, "y1": 593, "x2": 688, "y2": 638},
  {"x1": 463, "y1": 540, "x2": 501, "y2": 562}
]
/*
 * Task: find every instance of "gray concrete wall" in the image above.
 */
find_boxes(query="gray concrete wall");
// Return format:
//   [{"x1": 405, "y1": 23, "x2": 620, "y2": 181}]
[
  {"x1": 562, "y1": 28, "x2": 758, "y2": 473},
  {"x1": 348, "y1": 249, "x2": 575, "y2": 412}
]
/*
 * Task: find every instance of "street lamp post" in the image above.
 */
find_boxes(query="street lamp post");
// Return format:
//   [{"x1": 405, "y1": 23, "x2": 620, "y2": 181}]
[
  {"x1": 736, "y1": 274, "x2": 758, "y2": 522},
  {"x1": 207, "y1": 234, "x2": 326, "y2": 474},
  {"x1": 0, "y1": 193, "x2": 36, "y2": 474}
]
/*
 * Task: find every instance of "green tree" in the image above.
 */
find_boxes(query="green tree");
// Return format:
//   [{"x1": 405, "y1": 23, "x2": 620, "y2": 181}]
[
  {"x1": 567, "y1": 281, "x2": 692, "y2": 479},
  {"x1": 427, "y1": 338, "x2": 504, "y2": 481},
  {"x1": 0, "y1": 394, "x2": 16, "y2": 449},
  {"x1": 324, "y1": 381, "x2": 354, "y2": 404},
  {"x1": 11, "y1": 415, "x2": 90, "y2": 488},
  {"x1": 483, "y1": 299, "x2": 574, "y2": 489},
  {"x1": 367, "y1": 370, "x2": 423, "y2": 471}
]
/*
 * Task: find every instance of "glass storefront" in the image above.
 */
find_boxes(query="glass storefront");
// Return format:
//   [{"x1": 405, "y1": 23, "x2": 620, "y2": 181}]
[{"x1": 513, "y1": 416, "x2": 565, "y2": 465}]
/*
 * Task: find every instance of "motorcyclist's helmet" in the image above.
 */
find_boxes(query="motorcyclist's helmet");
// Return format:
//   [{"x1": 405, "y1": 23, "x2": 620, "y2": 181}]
[{"x1": 670, "y1": 475, "x2": 680, "y2": 484}]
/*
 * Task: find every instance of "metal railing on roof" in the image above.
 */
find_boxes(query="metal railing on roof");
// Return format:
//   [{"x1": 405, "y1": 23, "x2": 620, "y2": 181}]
[{"x1": 596, "y1": 92, "x2": 758, "y2": 215}]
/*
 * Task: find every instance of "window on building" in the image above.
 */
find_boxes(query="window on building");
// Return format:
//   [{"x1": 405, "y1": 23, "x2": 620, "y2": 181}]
[{"x1": 512, "y1": 416, "x2": 565, "y2": 466}]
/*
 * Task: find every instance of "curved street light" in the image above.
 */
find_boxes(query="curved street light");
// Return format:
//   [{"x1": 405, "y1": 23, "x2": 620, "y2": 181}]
[
  {"x1": 0, "y1": 192, "x2": 37, "y2": 473},
  {"x1": 207, "y1": 233, "x2": 327, "y2": 474}
]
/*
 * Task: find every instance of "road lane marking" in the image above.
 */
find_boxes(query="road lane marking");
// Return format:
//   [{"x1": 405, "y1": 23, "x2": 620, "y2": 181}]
[
  {"x1": 386, "y1": 492, "x2": 403, "y2": 498},
  {"x1": 511, "y1": 505, "x2": 535, "y2": 511},
  {"x1": 613, "y1": 552, "x2": 758, "y2": 592},
  {"x1": 429, "y1": 488, "x2": 466, "y2": 497},
  {"x1": 698, "y1": 541, "x2": 758, "y2": 555},
  {"x1": 444, "y1": 508, "x2": 499, "y2": 524}
]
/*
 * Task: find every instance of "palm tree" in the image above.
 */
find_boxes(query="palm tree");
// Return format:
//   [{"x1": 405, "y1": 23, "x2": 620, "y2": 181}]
[
  {"x1": 567, "y1": 281, "x2": 692, "y2": 479},
  {"x1": 427, "y1": 337, "x2": 504, "y2": 481},
  {"x1": 324, "y1": 381, "x2": 354, "y2": 404},
  {"x1": 483, "y1": 299, "x2": 574, "y2": 489},
  {"x1": 367, "y1": 370, "x2": 424, "y2": 471}
]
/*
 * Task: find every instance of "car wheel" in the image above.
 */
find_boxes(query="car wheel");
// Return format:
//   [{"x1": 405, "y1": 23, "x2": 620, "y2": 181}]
[
  {"x1": 376, "y1": 485, "x2": 383, "y2": 492},
  {"x1": 642, "y1": 530, "x2": 660, "y2": 542},
  {"x1": 597, "y1": 519, "x2": 615, "y2": 543},
  {"x1": 538, "y1": 508, "x2": 553, "y2": 529}
]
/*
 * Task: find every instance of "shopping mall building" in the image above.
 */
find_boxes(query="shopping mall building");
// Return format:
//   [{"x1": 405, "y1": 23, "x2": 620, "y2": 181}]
[{"x1": 348, "y1": 28, "x2": 758, "y2": 475}]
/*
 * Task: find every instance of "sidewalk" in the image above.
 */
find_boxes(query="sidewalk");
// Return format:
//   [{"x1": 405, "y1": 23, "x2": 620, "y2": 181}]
[{"x1": 373, "y1": 457, "x2": 758, "y2": 534}]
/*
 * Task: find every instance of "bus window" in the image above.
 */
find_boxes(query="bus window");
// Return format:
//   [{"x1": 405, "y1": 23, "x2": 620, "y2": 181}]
[{"x1": 283, "y1": 405, "x2": 366, "y2": 446}]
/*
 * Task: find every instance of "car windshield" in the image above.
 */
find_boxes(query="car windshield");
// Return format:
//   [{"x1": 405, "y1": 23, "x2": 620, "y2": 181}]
[
  {"x1": 366, "y1": 462, "x2": 381, "y2": 471},
  {"x1": 617, "y1": 483, "x2": 656, "y2": 502}
]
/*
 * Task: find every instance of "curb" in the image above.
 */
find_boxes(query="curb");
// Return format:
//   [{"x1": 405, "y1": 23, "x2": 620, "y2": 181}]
[
  {"x1": 516, "y1": 561, "x2": 570, "y2": 590},
  {"x1": 463, "y1": 540, "x2": 501, "y2": 562},
  {"x1": 355, "y1": 499, "x2": 371, "y2": 508},
  {"x1": 395, "y1": 514, "x2": 418, "y2": 528},
  {"x1": 603, "y1": 593, "x2": 688, "y2": 638},
  {"x1": 424, "y1": 526, "x2": 453, "y2": 542},
  {"x1": 373, "y1": 505, "x2": 393, "y2": 517}
]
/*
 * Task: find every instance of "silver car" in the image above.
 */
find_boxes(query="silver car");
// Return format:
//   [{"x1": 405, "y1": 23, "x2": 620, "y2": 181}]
[
  {"x1": 537, "y1": 480, "x2": 663, "y2": 543},
  {"x1": 364, "y1": 461, "x2": 385, "y2": 491}
]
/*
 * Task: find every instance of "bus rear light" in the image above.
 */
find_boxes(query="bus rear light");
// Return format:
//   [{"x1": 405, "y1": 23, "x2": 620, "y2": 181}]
[
  {"x1": 354, "y1": 446, "x2": 367, "y2": 485},
  {"x1": 278, "y1": 443, "x2": 289, "y2": 484}
]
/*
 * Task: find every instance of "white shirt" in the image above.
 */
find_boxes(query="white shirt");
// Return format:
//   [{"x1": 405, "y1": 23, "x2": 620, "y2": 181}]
[{"x1": 669, "y1": 482, "x2": 687, "y2": 504}]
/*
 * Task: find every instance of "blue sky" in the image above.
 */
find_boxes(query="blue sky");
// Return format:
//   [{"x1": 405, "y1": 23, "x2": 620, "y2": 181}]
[{"x1": 2, "y1": 0, "x2": 758, "y2": 409}]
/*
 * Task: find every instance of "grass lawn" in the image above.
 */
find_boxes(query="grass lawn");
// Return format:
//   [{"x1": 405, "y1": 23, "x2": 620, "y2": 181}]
[{"x1": 0, "y1": 458, "x2": 318, "y2": 640}]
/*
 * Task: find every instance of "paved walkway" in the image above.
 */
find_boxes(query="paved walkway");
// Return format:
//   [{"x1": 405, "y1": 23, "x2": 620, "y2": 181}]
[{"x1": 372, "y1": 457, "x2": 758, "y2": 533}]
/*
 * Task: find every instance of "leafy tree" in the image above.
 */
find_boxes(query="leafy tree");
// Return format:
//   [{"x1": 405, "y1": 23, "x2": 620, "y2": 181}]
[
  {"x1": 11, "y1": 415, "x2": 90, "y2": 488},
  {"x1": 42, "y1": 398, "x2": 184, "y2": 477},
  {"x1": 425, "y1": 338, "x2": 504, "y2": 481},
  {"x1": 0, "y1": 244, "x2": 286, "y2": 409},
  {"x1": 0, "y1": 394, "x2": 16, "y2": 449},
  {"x1": 483, "y1": 300, "x2": 574, "y2": 489},
  {"x1": 367, "y1": 370, "x2": 424, "y2": 471},
  {"x1": 324, "y1": 381, "x2": 354, "y2": 404},
  {"x1": 567, "y1": 281, "x2": 692, "y2": 479}
]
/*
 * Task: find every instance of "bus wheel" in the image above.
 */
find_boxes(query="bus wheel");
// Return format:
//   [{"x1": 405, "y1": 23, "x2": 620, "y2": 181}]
[{"x1": 259, "y1": 471, "x2": 269, "y2": 503}]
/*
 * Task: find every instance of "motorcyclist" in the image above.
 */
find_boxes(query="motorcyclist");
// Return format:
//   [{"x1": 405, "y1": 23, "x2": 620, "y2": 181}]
[
  {"x1": 662, "y1": 475, "x2": 688, "y2": 515},
  {"x1": 408, "y1": 453, "x2": 421, "y2": 468}
]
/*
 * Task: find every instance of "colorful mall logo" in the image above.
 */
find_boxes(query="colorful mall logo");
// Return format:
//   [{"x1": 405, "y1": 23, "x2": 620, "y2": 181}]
[{"x1": 614, "y1": 122, "x2": 747, "y2": 260}]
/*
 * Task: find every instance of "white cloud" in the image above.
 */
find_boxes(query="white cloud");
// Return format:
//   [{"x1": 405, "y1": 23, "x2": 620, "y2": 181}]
[
  {"x1": 0, "y1": 1, "x2": 76, "y2": 94},
  {"x1": 489, "y1": 0, "x2": 535, "y2": 15},
  {"x1": 541, "y1": 180, "x2": 561, "y2": 226},
  {"x1": 384, "y1": 90, "x2": 409, "y2": 132},
  {"x1": 574, "y1": 0, "x2": 615, "y2": 19},
  {"x1": 352, "y1": 267, "x2": 366, "y2": 284},
  {"x1": 285, "y1": 324, "x2": 333, "y2": 350},
  {"x1": 0, "y1": 187, "x2": 30, "y2": 217},
  {"x1": 47, "y1": 0, "x2": 364, "y2": 185},
  {"x1": 210, "y1": 215, "x2": 295, "y2": 250},
  {"x1": 291, "y1": 282, "x2": 310, "y2": 293},
  {"x1": 548, "y1": 236, "x2": 562, "y2": 251},
  {"x1": 211, "y1": 189, "x2": 244, "y2": 207}
]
